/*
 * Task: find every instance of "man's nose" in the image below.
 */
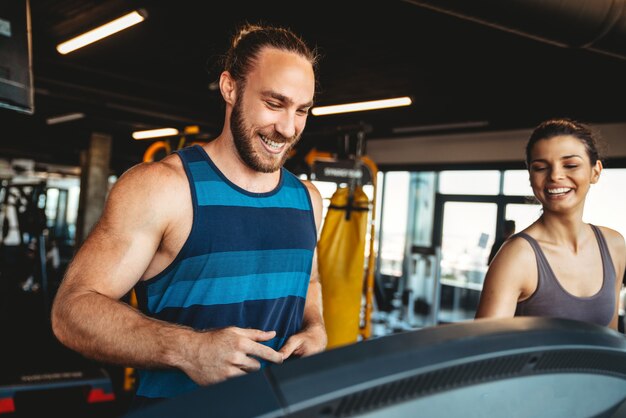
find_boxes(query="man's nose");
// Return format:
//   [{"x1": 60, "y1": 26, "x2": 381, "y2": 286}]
[{"x1": 275, "y1": 112, "x2": 297, "y2": 140}]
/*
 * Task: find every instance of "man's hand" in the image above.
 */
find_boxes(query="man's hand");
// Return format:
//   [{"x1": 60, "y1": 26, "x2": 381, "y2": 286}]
[
  {"x1": 278, "y1": 323, "x2": 327, "y2": 360},
  {"x1": 183, "y1": 327, "x2": 283, "y2": 385}
]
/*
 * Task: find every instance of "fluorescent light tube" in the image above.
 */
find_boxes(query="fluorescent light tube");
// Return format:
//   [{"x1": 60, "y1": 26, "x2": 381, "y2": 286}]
[
  {"x1": 132, "y1": 128, "x2": 179, "y2": 140},
  {"x1": 46, "y1": 112, "x2": 85, "y2": 125},
  {"x1": 392, "y1": 121, "x2": 489, "y2": 134},
  {"x1": 311, "y1": 96, "x2": 412, "y2": 116},
  {"x1": 57, "y1": 10, "x2": 146, "y2": 55}
]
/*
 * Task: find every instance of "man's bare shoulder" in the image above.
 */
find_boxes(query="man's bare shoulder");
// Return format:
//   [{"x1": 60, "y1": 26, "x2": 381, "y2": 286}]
[
  {"x1": 106, "y1": 154, "x2": 188, "y2": 213},
  {"x1": 113, "y1": 154, "x2": 185, "y2": 193},
  {"x1": 300, "y1": 179, "x2": 323, "y2": 208},
  {"x1": 299, "y1": 179, "x2": 321, "y2": 199},
  {"x1": 299, "y1": 180, "x2": 322, "y2": 229}
]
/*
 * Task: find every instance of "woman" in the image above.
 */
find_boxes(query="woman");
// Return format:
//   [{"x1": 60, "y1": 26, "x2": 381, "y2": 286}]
[{"x1": 475, "y1": 118, "x2": 626, "y2": 330}]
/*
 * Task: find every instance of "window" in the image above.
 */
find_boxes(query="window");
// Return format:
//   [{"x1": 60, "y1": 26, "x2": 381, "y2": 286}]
[
  {"x1": 585, "y1": 168, "x2": 626, "y2": 238},
  {"x1": 439, "y1": 170, "x2": 500, "y2": 195},
  {"x1": 503, "y1": 170, "x2": 533, "y2": 196},
  {"x1": 378, "y1": 172, "x2": 410, "y2": 276}
]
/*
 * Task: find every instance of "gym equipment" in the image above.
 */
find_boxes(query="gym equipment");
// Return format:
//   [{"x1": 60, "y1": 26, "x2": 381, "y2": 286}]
[
  {"x1": 122, "y1": 317, "x2": 626, "y2": 418},
  {"x1": 0, "y1": 181, "x2": 47, "y2": 245},
  {"x1": 0, "y1": 179, "x2": 120, "y2": 416},
  {"x1": 141, "y1": 126, "x2": 207, "y2": 162},
  {"x1": 0, "y1": 181, "x2": 49, "y2": 314},
  {"x1": 0, "y1": 362, "x2": 116, "y2": 415},
  {"x1": 318, "y1": 185, "x2": 370, "y2": 348},
  {"x1": 309, "y1": 126, "x2": 379, "y2": 347}
]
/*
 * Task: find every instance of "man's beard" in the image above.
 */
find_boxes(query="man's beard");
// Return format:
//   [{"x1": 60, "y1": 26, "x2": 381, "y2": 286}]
[{"x1": 230, "y1": 98, "x2": 299, "y2": 173}]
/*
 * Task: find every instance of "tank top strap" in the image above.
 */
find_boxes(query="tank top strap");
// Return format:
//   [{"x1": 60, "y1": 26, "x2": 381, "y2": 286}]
[
  {"x1": 172, "y1": 144, "x2": 205, "y2": 211},
  {"x1": 174, "y1": 144, "x2": 206, "y2": 169},
  {"x1": 514, "y1": 232, "x2": 551, "y2": 270},
  {"x1": 512, "y1": 232, "x2": 559, "y2": 292},
  {"x1": 589, "y1": 224, "x2": 617, "y2": 281}
]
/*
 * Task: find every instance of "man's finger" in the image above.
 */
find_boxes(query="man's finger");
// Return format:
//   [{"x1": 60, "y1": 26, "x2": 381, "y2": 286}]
[
  {"x1": 224, "y1": 366, "x2": 247, "y2": 380},
  {"x1": 233, "y1": 327, "x2": 277, "y2": 342},
  {"x1": 237, "y1": 355, "x2": 262, "y2": 373},
  {"x1": 248, "y1": 342, "x2": 284, "y2": 364},
  {"x1": 278, "y1": 337, "x2": 300, "y2": 360}
]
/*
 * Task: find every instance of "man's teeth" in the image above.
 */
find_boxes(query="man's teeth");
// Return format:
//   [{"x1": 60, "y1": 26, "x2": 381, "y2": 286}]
[
  {"x1": 547, "y1": 187, "x2": 571, "y2": 194},
  {"x1": 260, "y1": 134, "x2": 283, "y2": 149}
]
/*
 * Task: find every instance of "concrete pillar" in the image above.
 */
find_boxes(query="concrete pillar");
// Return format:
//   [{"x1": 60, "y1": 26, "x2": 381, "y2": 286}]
[{"x1": 76, "y1": 132, "x2": 112, "y2": 246}]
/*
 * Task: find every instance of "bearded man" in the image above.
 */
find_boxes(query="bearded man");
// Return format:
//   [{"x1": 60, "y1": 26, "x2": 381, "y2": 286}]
[{"x1": 51, "y1": 22, "x2": 326, "y2": 412}]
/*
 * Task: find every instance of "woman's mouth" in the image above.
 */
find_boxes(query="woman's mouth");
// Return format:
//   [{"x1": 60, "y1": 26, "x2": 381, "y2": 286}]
[{"x1": 546, "y1": 187, "x2": 572, "y2": 197}]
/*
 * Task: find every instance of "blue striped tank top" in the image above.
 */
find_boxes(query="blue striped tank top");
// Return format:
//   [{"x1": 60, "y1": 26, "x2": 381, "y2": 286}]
[{"x1": 132, "y1": 144, "x2": 317, "y2": 402}]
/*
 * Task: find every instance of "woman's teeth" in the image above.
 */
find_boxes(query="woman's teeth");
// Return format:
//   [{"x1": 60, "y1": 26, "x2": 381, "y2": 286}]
[{"x1": 547, "y1": 187, "x2": 571, "y2": 195}]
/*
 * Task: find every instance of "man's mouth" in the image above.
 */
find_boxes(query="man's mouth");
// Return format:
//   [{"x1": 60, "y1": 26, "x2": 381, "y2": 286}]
[{"x1": 259, "y1": 134, "x2": 287, "y2": 152}]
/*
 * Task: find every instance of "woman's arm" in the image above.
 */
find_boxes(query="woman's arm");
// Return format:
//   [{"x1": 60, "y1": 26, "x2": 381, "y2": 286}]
[
  {"x1": 599, "y1": 227, "x2": 626, "y2": 331},
  {"x1": 475, "y1": 237, "x2": 536, "y2": 319}
]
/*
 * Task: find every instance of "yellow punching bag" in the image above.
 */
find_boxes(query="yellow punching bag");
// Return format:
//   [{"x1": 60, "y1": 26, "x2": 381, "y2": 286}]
[{"x1": 318, "y1": 185, "x2": 370, "y2": 349}]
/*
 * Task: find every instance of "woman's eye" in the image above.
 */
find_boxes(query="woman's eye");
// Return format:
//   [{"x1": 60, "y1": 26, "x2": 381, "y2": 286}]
[
  {"x1": 564, "y1": 165, "x2": 578, "y2": 169},
  {"x1": 532, "y1": 167, "x2": 546, "y2": 172}
]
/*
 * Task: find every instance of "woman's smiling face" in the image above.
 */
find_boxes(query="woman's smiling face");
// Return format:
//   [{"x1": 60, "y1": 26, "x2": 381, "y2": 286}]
[{"x1": 528, "y1": 135, "x2": 602, "y2": 214}]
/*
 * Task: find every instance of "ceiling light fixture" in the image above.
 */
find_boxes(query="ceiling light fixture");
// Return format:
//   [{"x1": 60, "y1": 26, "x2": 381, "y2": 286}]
[
  {"x1": 56, "y1": 10, "x2": 147, "y2": 55},
  {"x1": 46, "y1": 112, "x2": 85, "y2": 125},
  {"x1": 132, "y1": 128, "x2": 179, "y2": 140},
  {"x1": 311, "y1": 96, "x2": 412, "y2": 116},
  {"x1": 392, "y1": 120, "x2": 490, "y2": 134}
]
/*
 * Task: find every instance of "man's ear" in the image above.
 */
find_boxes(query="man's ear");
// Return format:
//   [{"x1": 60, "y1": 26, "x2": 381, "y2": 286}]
[
  {"x1": 219, "y1": 71, "x2": 237, "y2": 105},
  {"x1": 591, "y1": 159, "x2": 602, "y2": 184}
]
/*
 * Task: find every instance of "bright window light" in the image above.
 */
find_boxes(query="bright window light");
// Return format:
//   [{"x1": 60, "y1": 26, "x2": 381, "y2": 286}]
[
  {"x1": 132, "y1": 128, "x2": 179, "y2": 140},
  {"x1": 311, "y1": 96, "x2": 412, "y2": 116},
  {"x1": 57, "y1": 10, "x2": 146, "y2": 55}
]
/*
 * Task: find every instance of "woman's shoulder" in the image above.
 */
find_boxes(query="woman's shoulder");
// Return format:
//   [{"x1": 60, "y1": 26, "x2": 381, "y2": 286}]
[
  {"x1": 592, "y1": 224, "x2": 626, "y2": 284},
  {"x1": 505, "y1": 225, "x2": 542, "y2": 249},
  {"x1": 483, "y1": 229, "x2": 539, "y2": 300},
  {"x1": 593, "y1": 224, "x2": 626, "y2": 254},
  {"x1": 490, "y1": 231, "x2": 537, "y2": 268}
]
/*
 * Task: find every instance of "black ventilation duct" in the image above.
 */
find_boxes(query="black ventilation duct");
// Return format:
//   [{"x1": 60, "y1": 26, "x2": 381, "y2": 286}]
[{"x1": 403, "y1": 0, "x2": 626, "y2": 60}]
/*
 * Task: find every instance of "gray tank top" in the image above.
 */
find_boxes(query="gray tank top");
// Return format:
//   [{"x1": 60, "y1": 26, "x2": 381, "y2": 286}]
[{"x1": 514, "y1": 224, "x2": 616, "y2": 327}]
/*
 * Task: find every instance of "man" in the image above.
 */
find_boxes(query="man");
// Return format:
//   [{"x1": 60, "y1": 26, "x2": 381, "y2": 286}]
[{"x1": 51, "y1": 22, "x2": 327, "y2": 409}]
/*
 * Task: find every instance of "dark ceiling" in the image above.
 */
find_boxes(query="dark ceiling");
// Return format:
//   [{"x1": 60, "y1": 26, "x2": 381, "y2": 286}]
[{"x1": 2, "y1": 0, "x2": 626, "y2": 175}]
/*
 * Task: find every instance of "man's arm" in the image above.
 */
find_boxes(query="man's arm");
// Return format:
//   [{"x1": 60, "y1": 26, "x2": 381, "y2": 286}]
[
  {"x1": 279, "y1": 181, "x2": 327, "y2": 359},
  {"x1": 51, "y1": 160, "x2": 282, "y2": 385}
]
